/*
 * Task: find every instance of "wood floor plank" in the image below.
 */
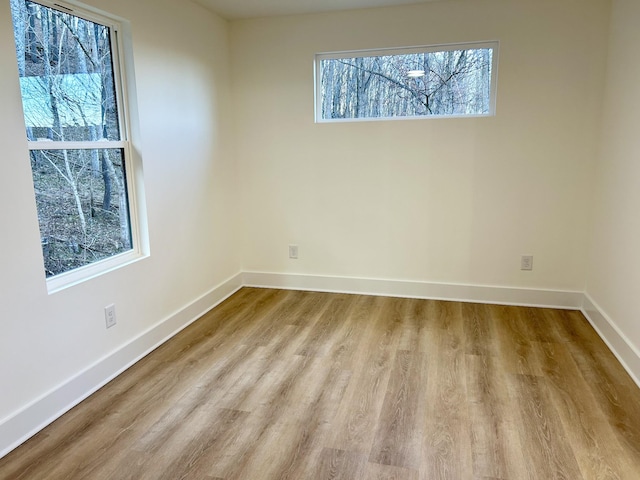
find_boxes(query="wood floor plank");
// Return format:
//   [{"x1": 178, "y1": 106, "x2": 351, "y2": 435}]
[
  {"x1": 567, "y1": 343, "x2": 640, "y2": 462},
  {"x1": 138, "y1": 406, "x2": 248, "y2": 480},
  {"x1": 552, "y1": 308, "x2": 606, "y2": 346},
  {"x1": 317, "y1": 448, "x2": 368, "y2": 479},
  {"x1": 462, "y1": 302, "x2": 494, "y2": 356},
  {"x1": 509, "y1": 374, "x2": 584, "y2": 480},
  {"x1": 421, "y1": 300, "x2": 474, "y2": 480},
  {"x1": 327, "y1": 297, "x2": 402, "y2": 453},
  {"x1": 396, "y1": 298, "x2": 422, "y2": 352},
  {"x1": 423, "y1": 299, "x2": 460, "y2": 333},
  {"x1": 491, "y1": 305, "x2": 545, "y2": 377},
  {"x1": 224, "y1": 343, "x2": 346, "y2": 478},
  {"x1": 102, "y1": 406, "x2": 248, "y2": 480},
  {"x1": 330, "y1": 294, "x2": 379, "y2": 370},
  {"x1": 228, "y1": 360, "x2": 351, "y2": 480},
  {"x1": 294, "y1": 293, "x2": 358, "y2": 358},
  {"x1": 536, "y1": 338, "x2": 636, "y2": 476},
  {"x1": 368, "y1": 349, "x2": 424, "y2": 469},
  {"x1": 2, "y1": 288, "x2": 640, "y2": 480},
  {"x1": 466, "y1": 354, "x2": 526, "y2": 480},
  {"x1": 518, "y1": 306, "x2": 564, "y2": 344},
  {"x1": 362, "y1": 461, "x2": 419, "y2": 479}
]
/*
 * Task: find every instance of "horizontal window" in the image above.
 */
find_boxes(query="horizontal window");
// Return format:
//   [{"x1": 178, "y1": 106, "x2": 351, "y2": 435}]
[{"x1": 315, "y1": 42, "x2": 498, "y2": 122}]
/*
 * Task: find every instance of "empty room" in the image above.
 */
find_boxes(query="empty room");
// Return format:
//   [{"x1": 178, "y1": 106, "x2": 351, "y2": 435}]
[{"x1": 1, "y1": 0, "x2": 639, "y2": 478}]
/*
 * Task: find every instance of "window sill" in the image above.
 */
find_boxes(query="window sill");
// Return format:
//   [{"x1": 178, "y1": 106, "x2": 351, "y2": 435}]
[{"x1": 46, "y1": 249, "x2": 148, "y2": 294}]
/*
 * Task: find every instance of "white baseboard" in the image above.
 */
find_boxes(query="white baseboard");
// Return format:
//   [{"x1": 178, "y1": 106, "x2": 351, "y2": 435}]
[
  {"x1": 581, "y1": 294, "x2": 640, "y2": 388},
  {"x1": 0, "y1": 272, "x2": 243, "y2": 459},
  {"x1": 242, "y1": 271, "x2": 584, "y2": 309}
]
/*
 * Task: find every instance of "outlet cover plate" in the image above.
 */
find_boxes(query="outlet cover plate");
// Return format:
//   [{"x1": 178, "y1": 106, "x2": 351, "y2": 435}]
[
  {"x1": 105, "y1": 304, "x2": 117, "y2": 328},
  {"x1": 521, "y1": 255, "x2": 533, "y2": 271}
]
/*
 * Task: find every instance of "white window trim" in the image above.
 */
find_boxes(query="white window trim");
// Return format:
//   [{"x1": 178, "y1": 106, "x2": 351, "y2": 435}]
[
  {"x1": 314, "y1": 40, "x2": 500, "y2": 123},
  {"x1": 18, "y1": 0, "x2": 148, "y2": 293}
]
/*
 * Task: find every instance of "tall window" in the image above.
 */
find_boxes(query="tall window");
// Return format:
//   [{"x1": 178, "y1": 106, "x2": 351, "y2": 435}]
[
  {"x1": 316, "y1": 42, "x2": 498, "y2": 122},
  {"x1": 10, "y1": 0, "x2": 143, "y2": 289}
]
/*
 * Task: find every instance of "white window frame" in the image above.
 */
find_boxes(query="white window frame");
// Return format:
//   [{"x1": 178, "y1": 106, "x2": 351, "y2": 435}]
[
  {"x1": 15, "y1": 0, "x2": 148, "y2": 293},
  {"x1": 314, "y1": 41, "x2": 499, "y2": 123}
]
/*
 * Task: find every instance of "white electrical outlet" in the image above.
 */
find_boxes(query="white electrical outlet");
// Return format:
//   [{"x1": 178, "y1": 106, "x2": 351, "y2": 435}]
[
  {"x1": 521, "y1": 255, "x2": 533, "y2": 271},
  {"x1": 289, "y1": 244, "x2": 298, "y2": 259},
  {"x1": 105, "y1": 304, "x2": 117, "y2": 328}
]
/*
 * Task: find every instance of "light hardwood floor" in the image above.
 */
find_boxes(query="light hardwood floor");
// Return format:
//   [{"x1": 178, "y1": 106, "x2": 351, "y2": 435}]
[{"x1": 1, "y1": 288, "x2": 640, "y2": 479}]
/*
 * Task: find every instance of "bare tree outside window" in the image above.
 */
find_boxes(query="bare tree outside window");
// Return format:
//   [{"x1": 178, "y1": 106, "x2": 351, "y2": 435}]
[
  {"x1": 317, "y1": 43, "x2": 497, "y2": 121},
  {"x1": 10, "y1": 0, "x2": 134, "y2": 279}
]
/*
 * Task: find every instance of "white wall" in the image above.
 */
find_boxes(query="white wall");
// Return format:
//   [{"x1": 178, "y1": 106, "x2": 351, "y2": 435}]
[
  {"x1": 231, "y1": 0, "x2": 610, "y2": 292},
  {"x1": 0, "y1": 0, "x2": 240, "y2": 453},
  {"x1": 585, "y1": 0, "x2": 640, "y2": 379}
]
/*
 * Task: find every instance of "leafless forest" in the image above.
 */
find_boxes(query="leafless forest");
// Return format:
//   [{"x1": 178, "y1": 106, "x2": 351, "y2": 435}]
[{"x1": 320, "y1": 47, "x2": 493, "y2": 120}]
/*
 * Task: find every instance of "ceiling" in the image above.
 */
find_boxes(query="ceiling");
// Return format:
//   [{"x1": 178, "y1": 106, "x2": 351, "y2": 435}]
[{"x1": 193, "y1": 0, "x2": 439, "y2": 20}]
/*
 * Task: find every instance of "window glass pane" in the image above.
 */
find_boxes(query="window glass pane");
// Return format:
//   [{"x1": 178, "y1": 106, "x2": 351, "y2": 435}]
[
  {"x1": 31, "y1": 149, "x2": 131, "y2": 277},
  {"x1": 11, "y1": 0, "x2": 121, "y2": 142},
  {"x1": 319, "y1": 46, "x2": 495, "y2": 120}
]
